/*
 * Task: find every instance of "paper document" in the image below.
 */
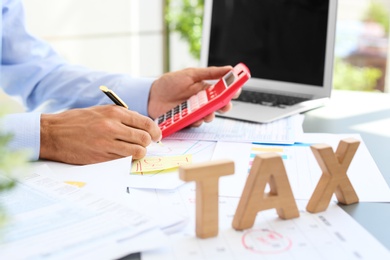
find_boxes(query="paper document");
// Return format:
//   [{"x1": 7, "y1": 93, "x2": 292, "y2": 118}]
[
  {"x1": 212, "y1": 133, "x2": 390, "y2": 201},
  {"x1": 131, "y1": 154, "x2": 192, "y2": 174},
  {"x1": 0, "y1": 165, "x2": 166, "y2": 259},
  {"x1": 164, "y1": 115, "x2": 304, "y2": 143},
  {"x1": 127, "y1": 140, "x2": 217, "y2": 190},
  {"x1": 47, "y1": 141, "x2": 215, "y2": 192},
  {"x1": 37, "y1": 157, "x2": 189, "y2": 234},
  {"x1": 142, "y1": 184, "x2": 390, "y2": 260}
]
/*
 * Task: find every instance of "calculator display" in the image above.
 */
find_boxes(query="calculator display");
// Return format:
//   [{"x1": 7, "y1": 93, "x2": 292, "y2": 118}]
[{"x1": 224, "y1": 72, "x2": 235, "y2": 87}]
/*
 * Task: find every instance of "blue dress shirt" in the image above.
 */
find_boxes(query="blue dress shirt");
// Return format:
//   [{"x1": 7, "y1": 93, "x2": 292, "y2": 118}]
[{"x1": 1, "y1": 0, "x2": 154, "y2": 160}]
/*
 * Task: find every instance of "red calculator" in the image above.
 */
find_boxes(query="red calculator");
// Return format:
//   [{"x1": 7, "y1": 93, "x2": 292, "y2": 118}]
[{"x1": 155, "y1": 63, "x2": 251, "y2": 138}]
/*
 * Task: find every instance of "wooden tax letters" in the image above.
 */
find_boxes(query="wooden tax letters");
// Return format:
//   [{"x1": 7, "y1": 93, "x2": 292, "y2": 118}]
[
  {"x1": 179, "y1": 138, "x2": 360, "y2": 238},
  {"x1": 306, "y1": 138, "x2": 360, "y2": 213},
  {"x1": 232, "y1": 153, "x2": 300, "y2": 230},
  {"x1": 179, "y1": 160, "x2": 234, "y2": 238}
]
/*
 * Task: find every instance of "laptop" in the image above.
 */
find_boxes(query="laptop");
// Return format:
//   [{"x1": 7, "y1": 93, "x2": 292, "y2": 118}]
[{"x1": 201, "y1": 0, "x2": 338, "y2": 123}]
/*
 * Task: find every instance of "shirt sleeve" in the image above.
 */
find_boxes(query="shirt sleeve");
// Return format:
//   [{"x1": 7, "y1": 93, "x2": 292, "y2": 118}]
[
  {"x1": 1, "y1": 0, "x2": 155, "y2": 160},
  {"x1": 1, "y1": 113, "x2": 41, "y2": 160}
]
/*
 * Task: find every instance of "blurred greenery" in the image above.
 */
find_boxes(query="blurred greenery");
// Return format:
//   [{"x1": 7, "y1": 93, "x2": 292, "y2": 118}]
[
  {"x1": 337, "y1": 0, "x2": 389, "y2": 92},
  {"x1": 363, "y1": 1, "x2": 389, "y2": 35},
  {"x1": 333, "y1": 58, "x2": 382, "y2": 91},
  {"x1": 165, "y1": 0, "x2": 204, "y2": 60},
  {"x1": 0, "y1": 111, "x2": 28, "y2": 226}
]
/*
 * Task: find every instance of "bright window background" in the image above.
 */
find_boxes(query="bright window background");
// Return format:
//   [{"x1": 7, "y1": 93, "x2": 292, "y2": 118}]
[
  {"x1": 21, "y1": 0, "x2": 390, "y2": 92},
  {"x1": 335, "y1": 0, "x2": 390, "y2": 92},
  {"x1": 1, "y1": 0, "x2": 389, "y2": 111}
]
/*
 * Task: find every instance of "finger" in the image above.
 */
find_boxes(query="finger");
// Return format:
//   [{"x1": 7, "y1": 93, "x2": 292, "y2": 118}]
[
  {"x1": 189, "y1": 66, "x2": 233, "y2": 82},
  {"x1": 189, "y1": 112, "x2": 215, "y2": 128},
  {"x1": 75, "y1": 120, "x2": 149, "y2": 160},
  {"x1": 217, "y1": 102, "x2": 233, "y2": 113},
  {"x1": 108, "y1": 141, "x2": 147, "y2": 160},
  {"x1": 117, "y1": 109, "x2": 162, "y2": 142},
  {"x1": 233, "y1": 88, "x2": 242, "y2": 99},
  {"x1": 115, "y1": 125, "x2": 154, "y2": 147},
  {"x1": 190, "y1": 119, "x2": 204, "y2": 128},
  {"x1": 203, "y1": 113, "x2": 215, "y2": 123}
]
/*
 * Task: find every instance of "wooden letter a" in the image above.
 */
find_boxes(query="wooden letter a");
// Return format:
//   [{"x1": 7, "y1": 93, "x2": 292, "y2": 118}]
[
  {"x1": 306, "y1": 138, "x2": 360, "y2": 213},
  {"x1": 233, "y1": 153, "x2": 299, "y2": 231},
  {"x1": 179, "y1": 160, "x2": 234, "y2": 238}
]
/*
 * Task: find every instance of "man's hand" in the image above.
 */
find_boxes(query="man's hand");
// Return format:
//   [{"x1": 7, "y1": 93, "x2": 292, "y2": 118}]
[
  {"x1": 148, "y1": 66, "x2": 240, "y2": 127},
  {"x1": 40, "y1": 105, "x2": 162, "y2": 165}
]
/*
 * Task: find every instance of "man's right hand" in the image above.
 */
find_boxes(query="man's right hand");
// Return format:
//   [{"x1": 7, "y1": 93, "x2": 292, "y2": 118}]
[{"x1": 39, "y1": 105, "x2": 162, "y2": 165}]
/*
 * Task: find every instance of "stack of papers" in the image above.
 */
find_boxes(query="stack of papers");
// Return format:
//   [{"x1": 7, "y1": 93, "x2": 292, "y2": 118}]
[
  {"x1": 3, "y1": 116, "x2": 389, "y2": 258},
  {"x1": 165, "y1": 115, "x2": 304, "y2": 144},
  {"x1": 142, "y1": 189, "x2": 390, "y2": 259},
  {"x1": 0, "y1": 165, "x2": 167, "y2": 259}
]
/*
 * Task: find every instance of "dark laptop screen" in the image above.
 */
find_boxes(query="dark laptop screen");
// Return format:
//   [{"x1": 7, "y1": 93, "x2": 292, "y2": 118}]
[{"x1": 207, "y1": 0, "x2": 329, "y2": 87}]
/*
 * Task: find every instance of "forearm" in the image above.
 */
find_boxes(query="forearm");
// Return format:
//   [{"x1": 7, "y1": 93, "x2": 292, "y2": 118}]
[{"x1": 30, "y1": 66, "x2": 154, "y2": 116}]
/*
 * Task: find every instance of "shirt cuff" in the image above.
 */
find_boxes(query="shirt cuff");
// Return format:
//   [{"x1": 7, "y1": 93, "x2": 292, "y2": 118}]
[
  {"x1": 1, "y1": 112, "x2": 41, "y2": 160},
  {"x1": 110, "y1": 77, "x2": 155, "y2": 117}
]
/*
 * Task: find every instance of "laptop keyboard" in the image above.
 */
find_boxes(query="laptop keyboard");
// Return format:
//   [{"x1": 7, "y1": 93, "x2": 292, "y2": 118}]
[{"x1": 236, "y1": 90, "x2": 309, "y2": 108}]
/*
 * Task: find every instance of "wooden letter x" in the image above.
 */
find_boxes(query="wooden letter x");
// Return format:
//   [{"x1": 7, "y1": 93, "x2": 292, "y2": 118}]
[
  {"x1": 233, "y1": 153, "x2": 299, "y2": 231},
  {"x1": 179, "y1": 160, "x2": 234, "y2": 238},
  {"x1": 306, "y1": 138, "x2": 360, "y2": 213}
]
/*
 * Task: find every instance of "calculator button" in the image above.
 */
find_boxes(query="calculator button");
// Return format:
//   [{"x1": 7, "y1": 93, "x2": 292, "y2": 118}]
[
  {"x1": 157, "y1": 115, "x2": 165, "y2": 125},
  {"x1": 166, "y1": 110, "x2": 172, "y2": 119},
  {"x1": 189, "y1": 95, "x2": 200, "y2": 111},
  {"x1": 182, "y1": 108, "x2": 188, "y2": 117},
  {"x1": 198, "y1": 90, "x2": 208, "y2": 106}
]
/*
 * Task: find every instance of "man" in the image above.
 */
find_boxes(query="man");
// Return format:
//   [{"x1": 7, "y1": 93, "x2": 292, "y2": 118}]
[{"x1": 1, "y1": 0, "x2": 237, "y2": 165}]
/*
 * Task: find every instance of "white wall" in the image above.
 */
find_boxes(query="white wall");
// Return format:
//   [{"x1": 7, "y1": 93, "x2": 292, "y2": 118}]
[{"x1": 22, "y1": 0, "x2": 165, "y2": 77}]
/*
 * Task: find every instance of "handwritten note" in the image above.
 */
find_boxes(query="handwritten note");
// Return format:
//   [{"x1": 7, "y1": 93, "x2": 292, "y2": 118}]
[{"x1": 131, "y1": 155, "x2": 192, "y2": 174}]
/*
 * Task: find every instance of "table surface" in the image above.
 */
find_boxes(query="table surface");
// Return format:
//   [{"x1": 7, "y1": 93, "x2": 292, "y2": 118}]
[
  {"x1": 122, "y1": 90, "x2": 390, "y2": 259},
  {"x1": 302, "y1": 90, "x2": 390, "y2": 250}
]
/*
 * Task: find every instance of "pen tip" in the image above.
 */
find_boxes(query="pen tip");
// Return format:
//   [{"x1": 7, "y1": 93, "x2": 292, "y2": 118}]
[{"x1": 99, "y1": 85, "x2": 108, "y2": 91}]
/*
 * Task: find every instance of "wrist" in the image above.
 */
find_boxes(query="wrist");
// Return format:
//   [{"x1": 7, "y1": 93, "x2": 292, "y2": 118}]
[
  {"x1": 39, "y1": 114, "x2": 57, "y2": 161},
  {"x1": 148, "y1": 80, "x2": 159, "y2": 119}
]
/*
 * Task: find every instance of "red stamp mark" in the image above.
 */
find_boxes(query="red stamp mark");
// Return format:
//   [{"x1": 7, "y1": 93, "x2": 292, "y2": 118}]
[{"x1": 242, "y1": 229, "x2": 292, "y2": 254}]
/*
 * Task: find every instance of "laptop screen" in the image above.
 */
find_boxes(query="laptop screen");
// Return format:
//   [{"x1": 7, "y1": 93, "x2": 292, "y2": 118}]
[{"x1": 201, "y1": 0, "x2": 337, "y2": 98}]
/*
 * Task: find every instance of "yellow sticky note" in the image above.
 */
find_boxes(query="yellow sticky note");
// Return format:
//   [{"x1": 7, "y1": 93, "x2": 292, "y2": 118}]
[
  {"x1": 64, "y1": 181, "x2": 86, "y2": 188},
  {"x1": 131, "y1": 154, "x2": 192, "y2": 174}
]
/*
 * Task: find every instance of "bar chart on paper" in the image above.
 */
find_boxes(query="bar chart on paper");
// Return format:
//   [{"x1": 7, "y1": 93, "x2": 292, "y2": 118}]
[
  {"x1": 213, "y1": 141, "x2": 319, "y2": 199},
  {"x1": 247, "y1": 142, "x2": 317, "y2": 198},
  {"x1": 248, "y1": 143, "x2": 297, "y2": 170}
]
